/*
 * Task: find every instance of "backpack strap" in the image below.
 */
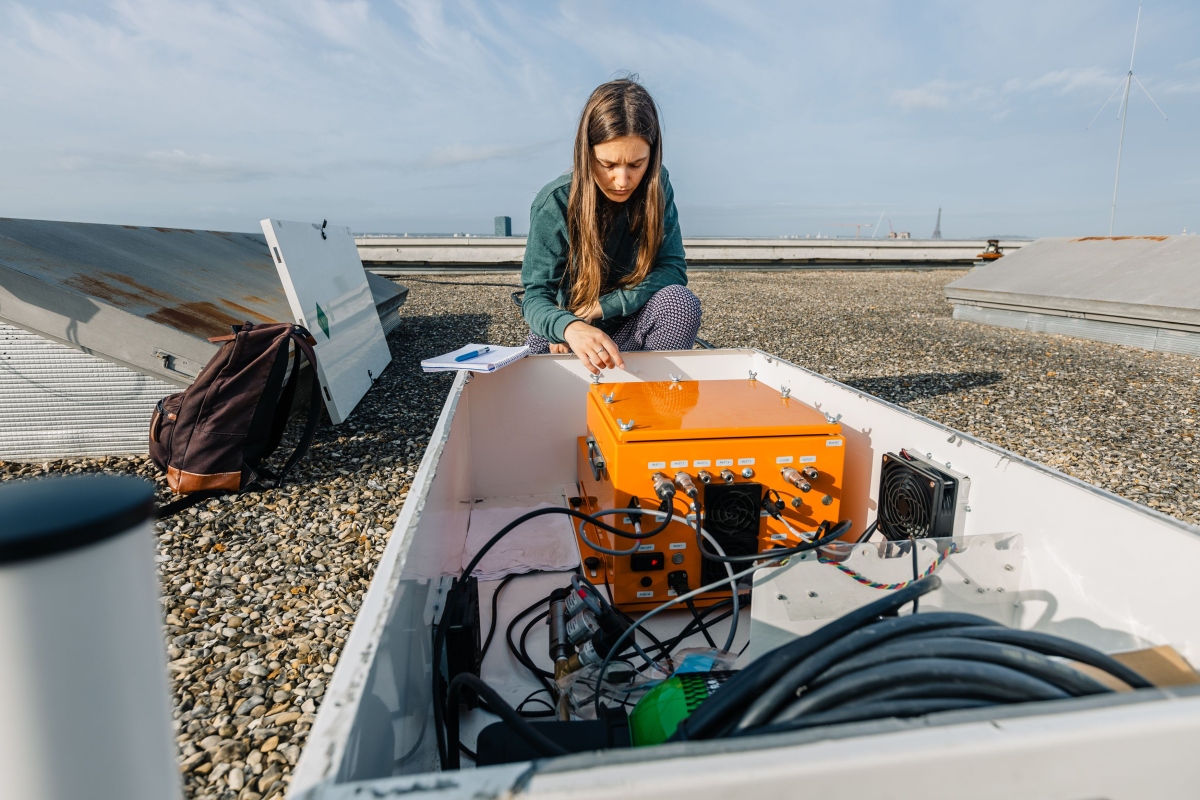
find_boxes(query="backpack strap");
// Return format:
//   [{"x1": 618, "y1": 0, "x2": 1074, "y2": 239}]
[
  {"x1": 270, "y1": 328, "x2": 322, "y2": 488},
  {"x1": 157, "y1": 488, "x2": 228, "y2": 519}
]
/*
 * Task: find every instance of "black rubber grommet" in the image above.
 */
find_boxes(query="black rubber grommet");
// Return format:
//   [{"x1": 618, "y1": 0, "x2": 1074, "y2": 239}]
[{"x1": 0, "y1": 474, "x2": 156, "y2": 565}]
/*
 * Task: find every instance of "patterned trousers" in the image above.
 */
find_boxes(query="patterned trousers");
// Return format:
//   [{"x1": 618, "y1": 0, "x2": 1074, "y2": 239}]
[{"x1": 524, "y1": 284, "x2": 702, "y2": 354}]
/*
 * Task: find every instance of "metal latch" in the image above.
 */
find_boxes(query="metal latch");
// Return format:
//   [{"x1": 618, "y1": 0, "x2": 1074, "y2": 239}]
[
  {"x1": 153, "y1": 348, "x2": 199, "y2": 378},
  {"x1": 586, "y1": 434, "x2": 606, "y2": 481}
]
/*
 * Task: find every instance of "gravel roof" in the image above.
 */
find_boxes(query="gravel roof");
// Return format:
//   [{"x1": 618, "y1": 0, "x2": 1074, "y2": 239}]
[{"x1": 1, "y1": 269, "x2": 1196, "y2": 799}]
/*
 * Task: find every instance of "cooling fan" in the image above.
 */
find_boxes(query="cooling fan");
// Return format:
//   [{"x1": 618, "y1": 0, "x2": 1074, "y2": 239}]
[
  {"x1": 700, "y1": 482, "x2": 763, "y2": 584},
  {"x1": 878, "y1": 450, "x2": 970, "y2": 540}
]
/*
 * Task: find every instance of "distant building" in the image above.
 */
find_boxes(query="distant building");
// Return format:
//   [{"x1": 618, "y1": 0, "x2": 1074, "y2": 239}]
[
  {"x1": 494, "y1": 216, "x2": 512, "y2": 237},
  {"x1": 888, "y1": 230, "x2": 911, "y2": 239}
]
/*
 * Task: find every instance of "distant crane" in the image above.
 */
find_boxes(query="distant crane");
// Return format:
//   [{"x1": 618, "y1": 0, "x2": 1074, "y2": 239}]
[
  {"x1": 1088, "y1": 1, "x2": 1168, "y2": 235},
  {"x1": 931, "y1": 208, "x2": 942, "y2": 239},
  {"x1": 830, "y1": 222, "x2": 875, "y2": 239}
]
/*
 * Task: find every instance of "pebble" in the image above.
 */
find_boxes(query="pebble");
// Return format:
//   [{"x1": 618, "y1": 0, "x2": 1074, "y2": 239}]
[{"x1": 1, "y1": 270, "x2": 1195, "y2": 799}]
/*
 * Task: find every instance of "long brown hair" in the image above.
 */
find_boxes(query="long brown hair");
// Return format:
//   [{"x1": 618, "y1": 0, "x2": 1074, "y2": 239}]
[{"x1": 566, "y1": 79, "x2": 665, "y2": 314}]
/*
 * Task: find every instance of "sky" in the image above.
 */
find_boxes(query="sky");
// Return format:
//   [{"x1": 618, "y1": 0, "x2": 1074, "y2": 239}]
[{"x1": 1, "y1": 0, "x2": 1197, "y2": 238}]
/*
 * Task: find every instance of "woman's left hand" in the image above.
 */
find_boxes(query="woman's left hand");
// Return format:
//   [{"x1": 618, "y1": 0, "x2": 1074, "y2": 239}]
[{"x1": 563, "y1": 320, "x2": 625, "y2": 374}]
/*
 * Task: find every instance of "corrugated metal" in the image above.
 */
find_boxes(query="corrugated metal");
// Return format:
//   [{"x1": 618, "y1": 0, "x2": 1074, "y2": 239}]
[
  {"x1": 0, "y1": 322, "x2": 173, "y2": 462},
  {"x1": 952, "y1": 305, "x2": 1200, "y2": 357}
]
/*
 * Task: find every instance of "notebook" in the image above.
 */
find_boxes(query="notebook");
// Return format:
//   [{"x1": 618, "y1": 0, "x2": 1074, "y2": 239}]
[{"x1": 421, "y1": 343, "x2": 531, "y2": 373}]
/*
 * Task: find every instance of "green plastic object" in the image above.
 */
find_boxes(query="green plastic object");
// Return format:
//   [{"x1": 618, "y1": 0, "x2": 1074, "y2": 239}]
[{"x1": 629, "y1": 671, "x2": 732, "y2": 746}]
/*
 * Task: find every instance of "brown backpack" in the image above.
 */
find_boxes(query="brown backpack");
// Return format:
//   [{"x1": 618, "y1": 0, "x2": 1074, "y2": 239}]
[{"x1": 150, "y1": 321, "x2": 321, "y2": 516}]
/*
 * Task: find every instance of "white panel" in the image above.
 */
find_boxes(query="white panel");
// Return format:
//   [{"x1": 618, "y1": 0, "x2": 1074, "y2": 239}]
[
  {"x1": 0, "y1": 323, "x2": 174, "y2": 461},
  {"x1": 260, "y1": 219, "x2": 391, "y2": 425}
]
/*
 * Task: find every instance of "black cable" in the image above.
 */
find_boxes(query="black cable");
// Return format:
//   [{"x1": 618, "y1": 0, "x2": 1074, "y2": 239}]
[
  {"x1": 909, "y1": 537, "x2": 920, "y2": 613},
  {"x1": 745, "y1": 697, "x2": 993, "y2": 736},
  {"x1": 695, "y1": 519, "x2": 852, "y2": 563},
  {"x1": 809, "y1": 637, "x2": 1112, "y2": 698},
  {"x1": 506, "y1": 596, "x2": 555, "y2": 691},
  {"x1": 444, "y1": 673, "x2": 569, "y2": 769},
  {"x1": 854, "y1": 519, "x2": 879, "y2": 544},
  {"x1": 771, "y1": 658, "x2": 1071, "y2": 724},
  {"x1": 734, "y1": 611, "x2": 999, "y2": 731},
  {"x1": 481, "y1": 574, "x2": 517, "y2": 660},
  {"x1": 907, "y1": 626, "x2": 1154, "y2": 690},
  {"x1": 671, "y1": 575, "x2": 944, "y2": 742},
  {"x1": 441, "y1": 502, "x2": 640, "y2": 765},
  {"x1": 519, "y1": 610, "x2": 553, "y2": 679},
  {"x1": 515, "y1": 688, "x2": 556, "y2": 716},
  {"x1": 684, "y1": 596, "x2": 718, "y2": 648}
]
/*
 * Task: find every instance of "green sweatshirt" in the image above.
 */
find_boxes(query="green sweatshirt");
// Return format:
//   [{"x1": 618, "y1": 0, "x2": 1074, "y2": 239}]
[{"x1": 520, "y1": 167, "x2": 688, "y2": 344}]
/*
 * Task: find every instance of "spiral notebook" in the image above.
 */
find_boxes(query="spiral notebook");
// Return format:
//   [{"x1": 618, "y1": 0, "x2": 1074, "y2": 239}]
[{"x1": 421, "y1": 343, "x2": 531, "y2": 373}]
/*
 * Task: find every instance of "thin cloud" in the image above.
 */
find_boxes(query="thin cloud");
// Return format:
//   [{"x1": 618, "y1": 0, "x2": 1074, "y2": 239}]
[
  {"x1": 890, "y1": 80, "x2": 969, "y2": 111},
  {"x1": 54, "y1": 149, "x2": 273, "y2": 182},
  {"x1": 420, "y1": 140, "x2": 556, "y2": 169},
  {"x1": 1004, "y1": 67, "x2": 1119, "y2": 95}
]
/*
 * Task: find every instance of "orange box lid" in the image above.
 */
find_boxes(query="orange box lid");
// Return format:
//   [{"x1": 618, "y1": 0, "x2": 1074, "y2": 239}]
[{"x1": 590, "y1": 379, "x2": 841, "y2": 442}]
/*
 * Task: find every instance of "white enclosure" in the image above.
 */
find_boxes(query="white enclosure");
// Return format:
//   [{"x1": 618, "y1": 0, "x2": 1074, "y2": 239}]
[
  {"x1": 291, "y1": 349, "x2": 1200, "y2": 800},
  {"x1": 261, "y1": 219, "x2": 391, "y2": 425}
]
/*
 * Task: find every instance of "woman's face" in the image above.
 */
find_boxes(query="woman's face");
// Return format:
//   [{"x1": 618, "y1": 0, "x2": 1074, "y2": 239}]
[{"x1": 591, "y1": 135, "x2": 651, "y2": 203}]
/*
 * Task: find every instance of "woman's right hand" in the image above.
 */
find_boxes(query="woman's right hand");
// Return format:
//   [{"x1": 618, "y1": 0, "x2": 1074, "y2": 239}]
[{"x1": 563, "y1": 320, "x2": 625, "y2": 374}]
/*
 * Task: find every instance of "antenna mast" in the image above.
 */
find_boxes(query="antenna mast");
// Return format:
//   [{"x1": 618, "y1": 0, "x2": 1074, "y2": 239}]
[
  {"x1": 931, "y1": 208, "x2": 942, "y2": 239},
  {"x1": 1093, "y1": 2, "x2": 1168, "y2": 235}
]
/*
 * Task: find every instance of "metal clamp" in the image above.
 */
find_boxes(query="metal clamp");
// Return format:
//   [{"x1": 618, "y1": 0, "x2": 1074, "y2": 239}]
[{"x1": 585, "y1": 434, "x2": 606, "y2": 480}]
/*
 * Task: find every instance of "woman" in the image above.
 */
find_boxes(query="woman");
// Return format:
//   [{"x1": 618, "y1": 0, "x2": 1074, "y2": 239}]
[{"x1": 521, "y1": 78, "x2": 701, "y2": 374}]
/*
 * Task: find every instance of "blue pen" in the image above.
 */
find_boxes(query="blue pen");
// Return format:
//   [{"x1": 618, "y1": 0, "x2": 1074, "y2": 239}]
[{"x1": 454, "y1": 346, "x2": 491, "y2": 363}]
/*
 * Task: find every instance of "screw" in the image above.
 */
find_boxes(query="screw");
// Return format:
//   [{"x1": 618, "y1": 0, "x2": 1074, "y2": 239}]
[
  {"x1": 776, "y1": 593, "x2": 787, "y2": 601},
  {"x1": 603, "y1": 392, "x2": 615, "y2": 404},
  {"x1": 617, "y1": 419, "x2": 635, "y2": 432},
  {"x1": 741, "y1": 467, "x2": 755, "y2": 479},
  {"x1": 821, "y1": 495, "x2": 833, "y2": 506},
  {"x1": 977, "y1": 587, "x2": 986, "y2": 594},
  {"x1": 965, "y1": 505, "x2": 972, "y2": 512},
  {"x1": 963, "y1": 578, "x2": 971, "y2": 585},
  {"x1": 1004, "y1": 564, "x2": 1014, "y2": 571},
  {"x1": 590, "y1": 373, "x2": 601, "y2": 384},
  {"x1": 748, "y1": 370, "x2": 757, "y2": 381},
  {"x1": 781, "y1": 386, "x2": 791, "y2": 399},
  {"x1": 791, "y1": 497, "x2": 803, "y2": 509},
  {"x1": 808, "y1": 590, "x2": 818, "y2": 598}
]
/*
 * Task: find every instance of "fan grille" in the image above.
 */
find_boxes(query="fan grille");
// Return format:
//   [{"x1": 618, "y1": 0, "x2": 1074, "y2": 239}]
[{"x1": 879, "y1": 457, "x2": 937, "y2": 540}]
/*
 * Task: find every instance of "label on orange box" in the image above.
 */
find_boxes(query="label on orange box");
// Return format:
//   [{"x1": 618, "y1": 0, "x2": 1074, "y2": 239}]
[
  {"x1": 694, "y1": 459, "x2": 712, "y2": 467},
  {"x1": 827, "y1": 439, "x2": 843, "y2": 447},
  {"x1": 637, "y1": 591, "x2": 653, "y2": 598},
  {"x1": 738, "y1": 457, "x2": 755, "y2": 465},
  {"x1": 716, "y1": 459, "x2": 733, "y2": 466},
  {"x1": 777, "y1": 455, "x2": 794, "y2": 464},
  {"x1": 670, "y1": 459, "x2": 688, "y2": 468}
]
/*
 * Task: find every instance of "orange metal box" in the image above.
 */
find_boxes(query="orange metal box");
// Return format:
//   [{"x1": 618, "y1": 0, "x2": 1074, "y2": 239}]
[{"x1": 575, "y1": 378, "x2": 844, "y2": 612}]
